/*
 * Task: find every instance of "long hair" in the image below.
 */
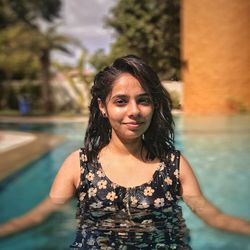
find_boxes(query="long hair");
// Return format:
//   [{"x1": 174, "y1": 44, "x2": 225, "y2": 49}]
[{"x1": 84, "y1": 55, "x2": 175, "y2": 162}]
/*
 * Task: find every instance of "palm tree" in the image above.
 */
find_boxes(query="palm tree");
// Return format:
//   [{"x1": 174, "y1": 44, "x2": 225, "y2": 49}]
[
  {"x1": 34, "y1": 26, "x2": 80, "y2": 113},
  {"x1": 1, "y1": 23, "x2": 80, "y2": 113}
]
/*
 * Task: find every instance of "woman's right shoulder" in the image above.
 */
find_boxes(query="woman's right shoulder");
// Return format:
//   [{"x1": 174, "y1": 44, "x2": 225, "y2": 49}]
[
  {"x1": 57, "y1": 149, "x2": 82, "y2": 183},
  {"x1": 62, "y1": 149, "x2": 81, "y2": 166}
]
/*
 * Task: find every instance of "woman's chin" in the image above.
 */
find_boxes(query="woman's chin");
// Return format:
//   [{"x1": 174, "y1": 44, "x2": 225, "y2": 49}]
[{"x1": 120, "y1": 132, "x2": 143, "y2": 142}]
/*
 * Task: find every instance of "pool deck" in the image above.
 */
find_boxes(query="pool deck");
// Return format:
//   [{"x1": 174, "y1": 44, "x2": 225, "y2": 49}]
[
  {"x1": 0, "y1": 115, "x2": 87, "y2": 182},
  {"x1": 0, "y1": 131, "x2": 64, "y2": 182}
]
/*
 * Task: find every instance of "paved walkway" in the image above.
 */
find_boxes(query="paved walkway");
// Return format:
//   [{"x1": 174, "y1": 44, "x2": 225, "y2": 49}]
[
  {"x1": 0, "y1": 130, "x2": 64, "y2": 181},
  {"x1": 0, "y1": 131, "x2": 36, "y2": 153},
  {"x1": 0, "y1": 115, "x2": 72, "y2": 181}
]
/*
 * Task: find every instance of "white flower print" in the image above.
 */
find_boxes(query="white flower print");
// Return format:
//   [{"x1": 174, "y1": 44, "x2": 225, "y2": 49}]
[
  {"x1": 80, "y1": 167, "x2": 85, "y2": 174},
  {"x1": 106, "y1": 191, "x2": 118, "y2": 201},
  {"x1": 119, "y1": 223, "x2": 129, "y2": 228},
  {"x1": 137, "y1": 202, "x2": 149, "y2": 209},
  {"x1": 141, "y1": 219, "x2": 153, "y2": 224},
  {"x1": 81, "y1": 153, "x2": 87, "y2": 162},
  {"x1": 143, "y1": 186, "x2": 155, "y2": 196},
  {"x1": 86, "y1": 172, "x2": 94, "y2": 181},
  {"x1": 159, "y1": 162, "x2": 165, "y2": 171},
  {"x1": 79, "y1": 192, "x2": 86, "y2": 201},
  {"x1": 97, "y1": 180, "x2": 108, "y2": 189},
  {"x1": 97, "y1": 170, "x2": 105, "y2": 178},
  {"x1": 171, "y1": 153, "x2": 175, "y2": 162},
  {"x1": 154, "y1": 198, "x2": 165, "y2": 208},
  {"x1": 87, "y1": 238, "x2": 95, "y2": 246},
  {"x1": 131, "y1": 196, "x2": 138, "y2": 205},
  {"x1": 173, "y1": 169, "x2": 179, "y2": 178},
  {"x1": 111, "y1": 183, "x2": 118, "y2": 189},
  {"x1": 97, "y1": 236, "x2": 113, "y2": 249},
  {"x1": 166, "y1": 191, "x2": 173, "y2": 201},
  {"x1": 88, "y1": 187, "x2": 97, "y2": 197},
  {"x1": 164, "y1": 177, "x2": 173, "y2": 185},
  {"x1": 90, "y1": 202, "x2": 103, "y2": 208},
  {"x1": 96, "y1": 236, "x2": 106, "y2": 245},
  {"x1": 74, "y1": 243, "x2": 83, "y2": 247},
  {"x1": 103, "y1": 206, "x2": 116, "y2": 211},
  {"x1": 100, "y1": 246, "x2": 113, "y2": 250}
]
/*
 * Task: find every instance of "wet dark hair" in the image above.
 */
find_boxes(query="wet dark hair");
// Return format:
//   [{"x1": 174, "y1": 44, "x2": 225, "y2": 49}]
[{"x1": 84, "y1": 55, "x2": 175, "y2": 162}]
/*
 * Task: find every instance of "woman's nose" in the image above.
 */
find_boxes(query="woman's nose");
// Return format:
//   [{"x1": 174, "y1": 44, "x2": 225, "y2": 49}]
[{"x1": 127, "y1": 101, "x2": 140, "y2": 117}]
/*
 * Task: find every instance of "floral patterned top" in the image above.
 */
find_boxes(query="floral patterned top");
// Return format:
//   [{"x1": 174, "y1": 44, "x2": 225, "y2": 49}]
[{"x1": 70, "y1": 148, "x2": 191, "y2": 250}]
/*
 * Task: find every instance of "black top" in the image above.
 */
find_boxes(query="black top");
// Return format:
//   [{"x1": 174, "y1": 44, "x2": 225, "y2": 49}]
[{"x1": 70, "y1": 148, "x2": 191, "y2": 249}]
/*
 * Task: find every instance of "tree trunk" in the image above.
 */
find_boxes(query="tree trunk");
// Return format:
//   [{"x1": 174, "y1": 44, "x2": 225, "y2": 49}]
[{"x1": 40, "y1": 50, "x2": 54, "y2": 113}]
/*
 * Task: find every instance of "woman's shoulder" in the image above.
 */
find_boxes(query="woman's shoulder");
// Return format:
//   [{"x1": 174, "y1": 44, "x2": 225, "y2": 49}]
[
  {"x1": 58, "y1": 150, "x2": 82, "y2": 176},
  {"x1": 64, "y1": 149, "x2": 81, "y2": 164}
]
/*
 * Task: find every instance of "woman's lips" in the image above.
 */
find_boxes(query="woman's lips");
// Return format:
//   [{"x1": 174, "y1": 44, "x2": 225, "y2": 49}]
[{"x1": 123, "y1": 122, "x2": 144, "y2": 128}]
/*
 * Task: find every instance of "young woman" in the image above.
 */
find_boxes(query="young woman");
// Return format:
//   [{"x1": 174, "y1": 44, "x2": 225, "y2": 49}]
[{"x1": 50, "y1": 55, "x2": 250, "y2": 249}]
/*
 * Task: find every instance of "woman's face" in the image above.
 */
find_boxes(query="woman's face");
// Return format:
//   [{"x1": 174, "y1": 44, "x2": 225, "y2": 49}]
[{"x1": 98, "y1": 73, "x2": 154, "y2": 142}]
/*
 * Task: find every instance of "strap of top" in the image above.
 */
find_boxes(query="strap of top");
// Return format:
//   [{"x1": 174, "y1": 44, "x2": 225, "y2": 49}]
[
  {"x1": 76, "y1": 148, "x2": 89, "y2": 195},
  {"x1": 164, "y1": 149, "x2": 181, "y2": 199}
]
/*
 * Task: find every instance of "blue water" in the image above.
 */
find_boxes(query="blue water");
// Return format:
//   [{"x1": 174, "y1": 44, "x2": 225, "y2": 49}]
[{"x1": 0, "y1": 115, "x2": 250, "y2": 250}]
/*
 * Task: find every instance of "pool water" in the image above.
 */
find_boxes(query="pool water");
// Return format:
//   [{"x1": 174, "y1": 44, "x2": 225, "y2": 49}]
[{"x1": 0, "y1": 115, "x2": 250, "y2": 250}]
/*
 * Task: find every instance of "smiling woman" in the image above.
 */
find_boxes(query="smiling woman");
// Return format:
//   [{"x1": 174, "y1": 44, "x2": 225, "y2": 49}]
[{"x1": 49, "y1": 55, "x2": 250, "y2": 249}]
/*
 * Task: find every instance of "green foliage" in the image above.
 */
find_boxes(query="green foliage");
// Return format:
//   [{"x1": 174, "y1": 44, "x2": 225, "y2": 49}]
[
  {"x1": 5, "y1": 85, "x2": 18, "y2": 109},
  {"x1": 0, "y1": 0, "x2": 64, "y2": 81},
  {"x1": 105, "y1": 0, "x2": 180, "y2": 80},
  {"x1": 0, "y1": 0, "x2": 79, "y2": 113},
  {"x1": 89, "y1": 44, "x2": 129, "y2": 73},
  {"x1": 89, "y1": 49, "x2": 111, "y2": 72},
  {"x1": 0, "y1": 24, "x2": 40, "y2": 79},
  {"x1": 0, "y1": 80, "x2": 42, "y2": 111},
  {"x1": 0, "y1": 0, "x2": 61, "y2": 28}
]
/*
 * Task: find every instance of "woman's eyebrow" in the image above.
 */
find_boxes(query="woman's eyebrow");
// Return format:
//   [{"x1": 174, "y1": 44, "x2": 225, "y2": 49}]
[
  {"x1": 137, "y1": 93, "x2": 150, "y2": 97},
  {"x1": 111, "y1": 94, "x2": 128, "y2": 100},
  {"x1": 111, "y1": 93, "x2": 149, "y2": 100}
]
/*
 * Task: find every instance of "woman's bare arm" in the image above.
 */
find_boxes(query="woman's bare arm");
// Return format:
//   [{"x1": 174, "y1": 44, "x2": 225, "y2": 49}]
[
  {"x1": 0, "y1": 150, "x2": 80, "y2": 237},
  {"x1": 179, "y1": 154, "x2": 250, "y2": 235},
  {"x1": 49, "y1": 150, "x2": 80, "y2": 204},
  {"x1": 0, "y1": 196, "x2": 64, "y2": 237}
]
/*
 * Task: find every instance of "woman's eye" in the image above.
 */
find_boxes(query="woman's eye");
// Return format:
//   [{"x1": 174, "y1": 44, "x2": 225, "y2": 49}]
[
  {"x1": 114, "y1": 99, "x2": 127, "y2": 105},
  {"x1": 138, "y1": 98, "x2": 151, "y2": 105}
]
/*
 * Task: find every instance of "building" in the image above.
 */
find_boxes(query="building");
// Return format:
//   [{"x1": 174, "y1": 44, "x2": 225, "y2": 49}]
[{"x1": 181, "y1": 0, "x2": 250, "y2": 114}]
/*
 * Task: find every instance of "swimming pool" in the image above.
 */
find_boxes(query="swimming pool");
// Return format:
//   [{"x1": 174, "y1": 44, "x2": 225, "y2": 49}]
[{"x1": 0, "y1": 115, "x2": 250, "y2": 250}]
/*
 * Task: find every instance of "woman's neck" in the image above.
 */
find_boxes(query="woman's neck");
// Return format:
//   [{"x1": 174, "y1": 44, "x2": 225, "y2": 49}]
[{"x1": 107, "y1": 135, "x2": 143, "y2": 158}]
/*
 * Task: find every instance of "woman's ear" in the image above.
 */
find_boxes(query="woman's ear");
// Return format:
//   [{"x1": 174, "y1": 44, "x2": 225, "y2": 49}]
[{"x1": 97, "y1": 98, "x2": 107, "y2": 117}]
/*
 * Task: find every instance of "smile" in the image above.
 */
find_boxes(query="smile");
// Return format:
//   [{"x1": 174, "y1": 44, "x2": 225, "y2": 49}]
[{"x1": 123, "y1": 122, "x2": 144, "y2": 128}]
